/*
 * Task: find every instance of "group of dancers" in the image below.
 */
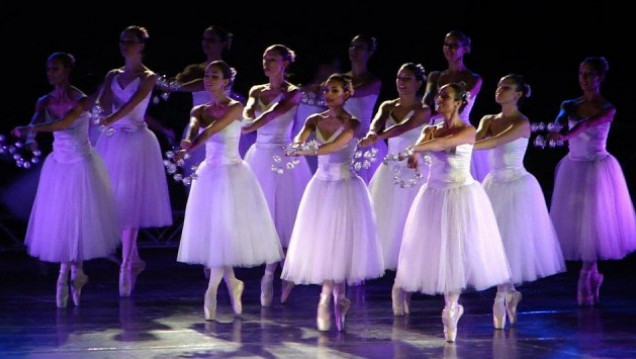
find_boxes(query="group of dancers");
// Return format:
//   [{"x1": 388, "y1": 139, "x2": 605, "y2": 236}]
[{"x1": 10, "y1": 25, "x2": 636, "y2": 343}]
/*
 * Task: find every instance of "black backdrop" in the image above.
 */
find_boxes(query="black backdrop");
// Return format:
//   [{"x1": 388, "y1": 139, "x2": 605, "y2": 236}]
[{"x1": 1, "y1": 2, "x2": 633, "y2": 203}]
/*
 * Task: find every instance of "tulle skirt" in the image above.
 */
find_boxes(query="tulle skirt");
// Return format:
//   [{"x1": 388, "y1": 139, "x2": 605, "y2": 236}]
[
  {"x1": 369, "y1": 161, "x2": 428, "y2": 270},
  {"x1": 281, "y1": 167, "x2": 384, "y2": 285},
  {"x1": 483, "y1": 172, "x2": 565, "y2": 284},
  {"x1": 177, "y1": 159, "x2": 283, "y2": 267},
  {"x1": 550, "y1": 153, "x2": 636, "y2": 261},
  {"x1": 395, "y1": 181, "x2": 511, "y2": 294},
  {"x1": 244, "y1": 143, "x2": 312, "y2": 247},
  {"x1": 95, "y1": 127, "x2": 173, "y2": 229},
  {"x1": 25, "y1": 150, "x2": 120, "y2": 262}
]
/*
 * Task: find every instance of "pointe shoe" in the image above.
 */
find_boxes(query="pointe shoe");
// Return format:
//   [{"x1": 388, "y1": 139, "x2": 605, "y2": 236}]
[
  {"x1": 317, "y1": 294, "x2": 331, "y2": 331},
  {"x1": 281, "y1": 280, "x2": 295, "y2": 304},
  {"x1": 56, "y1": 278, "x2": 69, "y2": 308},
  {"x1": 392, "y1": 284, "x2": 405, "y2": 316},
  {"x1": 577, "y1": 269, "x2": 593, "y2": 306},
  {"x1": 442, "y1": 303, "x2": 464, "y2": 343},
  {"x1": 260, "y1": 274, "x2": 274, "y2": 307},
  {"x1": 71, "y1": 272, "x2": 89, "y2": 307},
  {"x1": 204, "y1": 288, "x2": 217, "y2": 321},
  {"x1": 228, "y1": 279, "x2": 244, "y2": 315},
  {"x1": 334, "y1": 297, "x2": 351, "y2": 332},
  {"x1": 493, "y1": 293, "x2": 507, "y2": 329},
  {"x1": 129, "y1": 260, "x2": 146, "y2": 293},
  {"x1": 590, "y1": 271, "x2": 604, "y2": 305},
  {"x1": 505, "y1": 290, "x2": 522, "y2": 324}
]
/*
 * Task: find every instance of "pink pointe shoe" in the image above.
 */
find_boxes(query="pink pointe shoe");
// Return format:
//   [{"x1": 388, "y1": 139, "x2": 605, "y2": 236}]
[
  {"x1": 590, "y1": 271, "x2": 604, "y2": 305},
  {"x1": 577, "y1": 269, "x2": 593, "y2": 306},
  {"x1": 392, "y1": 284, "x2": 406, "y2": 316},
  {"x1": 442, "y1": 303, "x2": 464, "y2": 343},
  {"x1": 204, "y1": 287, "x2": 217, "y2": 321},
  {"x1": 493, "y1": 292, "x2": 507, "y2": 329},
  {"x1": 56, "y1": 277, "x2": 69, "y2": 309},
  {"x1": 260, "y1": 274, "x2": 274, "y2": 307},
  {"x1": 71, "y1": 271, "x2": 89, "y2": 307},
  {"x1": 281, "y1": 280, "x2": 295, "y2": 304},
  {"x1": 228, "y1": 279, "x2": 244, "y2": 315},
  {"x1": 334, "y1": 297, "x2": 351, "y2": 332},
  {"x1": 317, "y1": 294, "x2": 331, "y2": 331},
  {"x1": 505, "y1": 290, "x2": 522, "y2": 324}
]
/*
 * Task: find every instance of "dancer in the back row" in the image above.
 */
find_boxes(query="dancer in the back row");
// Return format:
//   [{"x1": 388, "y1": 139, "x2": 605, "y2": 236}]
[
  {"x1": 548, "y1": 56, "x2": 636, "y2": 306},
  {"x1": 242, "y1": 44, "x2": 312, "y2": 307},
  {"x1": 359, "y1": 63, "x2": 432, "y2": 315},
  {"x1": 474, "y1": 74, "x2": 565, "y2": 328},
  {"x1": 94, "y1": 25, "x2": 173, "y2": 297}
]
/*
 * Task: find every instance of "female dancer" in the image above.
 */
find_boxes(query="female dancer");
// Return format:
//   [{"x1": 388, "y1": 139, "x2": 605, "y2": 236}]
[
  {"x1": 94, "y1": 25, "x2": 173, "y2": 297},
  {"x1": 474, "y1": 74, "x2": 565, "y2": 328},
  {"x1": 166, "y1": 26, "x2": 246, "y2": 174},
  {"x1": 12, "y1": 52, "x2": 119, "y2": 308},
  {"x1": 548, "y1": 56, "x2": 636, "y2": 306},
  {"x1": 359, "y1": 63, "x2": 431, "y2": 315},
  {"x1": 394, "y1": 82, "x2": 510, "y2": 342},
  {"x1": 345, "y1": 34, "x2": 387, "y2": 184},
  {"x1": 242, "y1": 44, "x2": 312, "y2": 307},
  {"x1": 422, "y1": 30, "x2": 489, "y2": 181},
  {"x1": 176, "y1": 60, "x2": 283, "y2": 321},
  {"x1": 281, "y1": 73, "x2": 384, "y2": 332}
]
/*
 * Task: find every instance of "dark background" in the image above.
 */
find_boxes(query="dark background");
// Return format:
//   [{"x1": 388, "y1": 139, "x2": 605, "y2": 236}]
[{"x1": 0, "y1": 2, "x2": 633, "y2": 220}]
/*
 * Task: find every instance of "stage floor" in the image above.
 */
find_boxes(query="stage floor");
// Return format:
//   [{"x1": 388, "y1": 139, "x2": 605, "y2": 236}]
[{"x1": 1, "y1": 247, "x2": 635, "y2": 358}]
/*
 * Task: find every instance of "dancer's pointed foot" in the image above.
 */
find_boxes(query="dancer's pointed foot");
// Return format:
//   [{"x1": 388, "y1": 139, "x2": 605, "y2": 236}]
[{"x1": 442, "y1": 303, "x2": 464, "y2": 343}]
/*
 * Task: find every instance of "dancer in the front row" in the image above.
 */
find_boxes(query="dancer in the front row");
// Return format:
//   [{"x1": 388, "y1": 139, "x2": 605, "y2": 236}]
[
  {"x1": 474, "y1": 74, "x2": 565, "y2": 328},
  {"x1": 12, "y1": 52, "x2": 120, "y2": 308},
  {"x1": 94, "y1": 25, "x2": 173, "y2": 297},
  {"x1": 359, "y1": 63, "x2": 431, "y2": 315},
  {"x1": 281, "y1": 73, "x2": 384, "y2": 332},
  {"x1": 394, "y1": 82, "x2": 510, "y2": 342},
  {"x1": 176, "y1": 60, "x2": 283, "y2": 321},
  {"x1": 242, "y1": 44, "x2": 312, "y2": 307},
  {"x1": 548, "y1": 56, "x2": 636, "y2": 306}
]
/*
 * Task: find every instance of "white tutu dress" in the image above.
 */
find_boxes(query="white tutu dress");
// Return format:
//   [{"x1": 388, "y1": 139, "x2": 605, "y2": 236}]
[
  {"x1": 395, "y1": 140, "x2": 511, "y2": 294},
  {"x1": 368, "y1": 111, "x2": 429, "y2": 270},
  {"x1": 95, "y1": 77, "x2": 173, "y2": 229},
  {"x1": 177, "y1": 119, "x2": 284, "y2": 267},
  {"x1": 482, "y1": 137, "x2": 565, "y2": 284},
  {"x1": 25, "y1": 111, "x2": 120, "y2": 262},
  {"x1": 550, "y1": 119, "x2": 636, "y2": 261},
  {"x1": 281, "y1": 126, "x2": 384, "y2": 285},
  {"x1": 244, "y1": 94, "x2": 311, "y2": 247},
  {"x1": 345, "y1": 95, "x2": 387, "y2": 184}
]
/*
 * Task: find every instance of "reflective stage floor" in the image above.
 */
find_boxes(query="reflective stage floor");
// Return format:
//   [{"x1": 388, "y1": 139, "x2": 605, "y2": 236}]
[{"x1": 1, "y1": 248, "x2": 635, "y2": 358}]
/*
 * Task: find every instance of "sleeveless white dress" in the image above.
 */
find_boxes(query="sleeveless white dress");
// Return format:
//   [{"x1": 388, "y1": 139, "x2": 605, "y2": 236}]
[
  {"x1": 95, "y1": 76, "x2": 173, "y2": 229},
  {"x1": 395, "y1": 139, "x2": 511, "y2": 294},
  {"x1": 550, "y1": 119, "x2": 636, "y2": 261},
  {"x1": 26, "y1": 110, "x2": 120, "y2": 262},
  {"x1": 368, "y1": 111, "x2": 429, "y2": 270},
  {"x1": 482, "y1": 137, "x2": 565, "y2": 283},
  {"x1": 177, "y1": 119, "x2": 283, "y2": 267},
  {"x1": 431, "y1": 91, "x2": 489, "y2": 182},
  {"x1": 281, "y1": 126, "x2": 384, "y2": 284},
  {"x1": 345, "y1": 95, "x2": 388, "y2": 184},
  {"x1": 244, "y1": 95, "x2": 311, "y2": 247}
]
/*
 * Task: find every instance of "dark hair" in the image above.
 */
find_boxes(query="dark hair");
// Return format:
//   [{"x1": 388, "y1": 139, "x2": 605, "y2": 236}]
[
  {"x1": 446, "y1": 30, "x2": 471, "y2": 54},
  {"x1": 47, "y1": 52, "x2": 75, "y2": 69},
  {"x1": 581, "y1": 56, "x2": 609, "y2": 77},
  {"x1": 207, "y1": 60, "x2": 237, "y2": 88},
  {"x1": 400, "y1": 62, "x2": 426, "y2": 82},
  {"x1": 326, "y1": 73, "x2": 354, "y2": 95},
  {"x1": 445, "y1": 81, "x2": 469, "y2": 113},
  {"x1": 501, "y1": 74, "x2": 531, "y2": 104},
  {"x1": 123, "y1": 25, "x2": 149, "y2": 43},
  {"x1": 351, "y1": 34, "x2": 378, "y2": 52},
  {"x1": 203, "y1": 25, "x2": 233, "y2": 50}
]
